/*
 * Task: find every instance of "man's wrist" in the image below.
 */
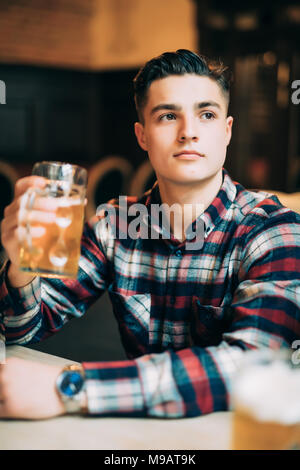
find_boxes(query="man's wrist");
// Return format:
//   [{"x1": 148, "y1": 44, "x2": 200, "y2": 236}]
[{"x1": 7, "y1": 262, "x2": 36, "y2": 289}]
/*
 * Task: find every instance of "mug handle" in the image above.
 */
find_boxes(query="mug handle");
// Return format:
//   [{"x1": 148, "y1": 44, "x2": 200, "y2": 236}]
[{"x1": 21, "y1": 186, "x2": 44, "y2": 251}]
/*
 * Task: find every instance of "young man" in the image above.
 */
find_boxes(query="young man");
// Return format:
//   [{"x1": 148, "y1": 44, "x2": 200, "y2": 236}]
[{"x1": 0, "y1": 49, "x2": 299, "y2": 419}]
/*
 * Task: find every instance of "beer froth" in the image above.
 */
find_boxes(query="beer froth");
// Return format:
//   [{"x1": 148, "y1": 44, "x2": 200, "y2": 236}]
[{"x1": 233, "y1": 358, "x2": 300, "y2": 425}]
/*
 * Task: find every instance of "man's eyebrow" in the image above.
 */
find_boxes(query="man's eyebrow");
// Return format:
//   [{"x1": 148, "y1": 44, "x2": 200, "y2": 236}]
[
  {"x1": 196, "y1": 101, "x2": 221, "y2": 110},
  {"x1": 150, "y1": 103, "x2": 182, "y2": 115},
  {"x1": 150, "y1": 101, "x2": 222, "y2": 115}
]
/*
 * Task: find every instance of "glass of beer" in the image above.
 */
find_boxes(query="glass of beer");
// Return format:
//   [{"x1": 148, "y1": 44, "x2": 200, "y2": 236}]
[
  {"x1": 18, "y1": 161, "x2": 87, "y2": 279},
  {"x1": 231, "y1": 348, "x2": 300, "y2": 450}
]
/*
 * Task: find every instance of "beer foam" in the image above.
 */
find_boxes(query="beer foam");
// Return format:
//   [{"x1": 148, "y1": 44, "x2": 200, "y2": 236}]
[
  {"x1": 233, "y1": 358, "x2": 300, "y2": 424},
  {"x1": 49, "y1": 254, "x2": 68, "y2": 267},
  {"x1": 55, "y1": 196, "x2": 82, "y2": 207},
  {"x1": 55, "y1": 217, "x2": 71, "y2": 228}
]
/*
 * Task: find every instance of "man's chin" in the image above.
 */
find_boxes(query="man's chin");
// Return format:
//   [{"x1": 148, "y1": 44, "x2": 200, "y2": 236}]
[{"x1": 163, "y1": 169, "x2": 223, "y2": 186}]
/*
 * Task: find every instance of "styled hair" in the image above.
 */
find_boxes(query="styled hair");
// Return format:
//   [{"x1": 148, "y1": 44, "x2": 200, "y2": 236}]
[{"x1": 133, "y1": 49, "x2": 232, "y2": 123}]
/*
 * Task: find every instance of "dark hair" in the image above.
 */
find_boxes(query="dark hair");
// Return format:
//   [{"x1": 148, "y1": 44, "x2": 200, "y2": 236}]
[{"x1": 133, "y1": 49, "x2": 232, "y2": 123}]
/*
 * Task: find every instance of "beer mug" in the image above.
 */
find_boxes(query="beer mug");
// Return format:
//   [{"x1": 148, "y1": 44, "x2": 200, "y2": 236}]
[
  {"x1": 18, "y1": 161, "x2": 87, "y2": 279},
  {"x1": 231, "y1": 348, "x2": 300, "y2": 450}
]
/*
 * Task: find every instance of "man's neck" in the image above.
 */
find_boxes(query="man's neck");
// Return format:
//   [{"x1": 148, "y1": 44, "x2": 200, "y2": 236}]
[{"x1": 156, "y1": 170, "x2": 223, "y2": 242}]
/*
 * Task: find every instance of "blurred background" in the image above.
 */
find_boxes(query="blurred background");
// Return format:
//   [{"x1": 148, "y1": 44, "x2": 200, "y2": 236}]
[{"x1": 0, "y1": 0, "x2": 299, "y2": 361}]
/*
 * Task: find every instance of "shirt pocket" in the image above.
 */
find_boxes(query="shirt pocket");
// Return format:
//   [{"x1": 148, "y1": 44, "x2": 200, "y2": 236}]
[
  {"x1": 190, "y1": 297, "x2": 232, "y2": 347},
  {"x1": 108, "y1": 290, "x2": 151, "y2": 357}
]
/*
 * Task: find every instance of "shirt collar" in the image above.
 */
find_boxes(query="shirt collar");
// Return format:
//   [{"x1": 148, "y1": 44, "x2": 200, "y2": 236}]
[
  {"x1": 200, "y1": 168, "x2": 237, "y2": 236},
  {"x1": 144, "y1": 168, "x2": 237, "y2": 240}
]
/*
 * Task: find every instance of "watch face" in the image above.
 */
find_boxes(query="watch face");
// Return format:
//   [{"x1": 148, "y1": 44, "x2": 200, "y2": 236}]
[{"x1": 60, "y1": 371, "x2": 84, "y2": 397}]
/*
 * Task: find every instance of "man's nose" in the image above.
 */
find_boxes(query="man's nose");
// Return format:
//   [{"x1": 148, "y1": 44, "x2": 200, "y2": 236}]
[{"x1": 177, "y1": 117, "x2": 199, "y2": 142}]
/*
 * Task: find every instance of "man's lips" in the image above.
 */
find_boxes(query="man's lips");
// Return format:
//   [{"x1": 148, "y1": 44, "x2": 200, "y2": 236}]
[{"x1": 173, "y1": 150, "x2": 205, "y2": 158}]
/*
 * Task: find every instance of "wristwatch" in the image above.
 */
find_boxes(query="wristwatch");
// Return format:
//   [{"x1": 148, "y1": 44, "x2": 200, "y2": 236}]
[{"x1": 56, "y1": 364, "x2": 87, "y2": 414}]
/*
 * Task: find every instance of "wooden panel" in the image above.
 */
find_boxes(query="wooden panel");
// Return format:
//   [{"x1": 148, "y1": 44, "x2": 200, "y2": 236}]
[
  {"x1": 0, "y1": 0, "x2": 93, "y2": 69},
  {"x1": 0, "y1": 0, "x2": 197, "y2": 70}
]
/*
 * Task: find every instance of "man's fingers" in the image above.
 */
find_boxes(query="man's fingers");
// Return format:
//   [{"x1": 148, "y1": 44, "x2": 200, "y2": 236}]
[
  {"x1": 3, "y1": 206, "x2": 56, "y2": 235},
  {"x1": 7, "y1": 177, "x2": 85, "y2": 216},
  {"x1": 19, "y1": 209, "x2": 57, "y2": 225},
  {"x1": 14, "y1": 176, "x2": 46, "y2": 199},
  {"x1": 4, "y1": 192, "x2": 61, "y2": 221}
]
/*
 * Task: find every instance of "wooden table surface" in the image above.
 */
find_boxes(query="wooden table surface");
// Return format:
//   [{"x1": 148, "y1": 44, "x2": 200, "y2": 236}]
[{"x1": 0, "y1": 345, "x2": 233, "y2": 450}]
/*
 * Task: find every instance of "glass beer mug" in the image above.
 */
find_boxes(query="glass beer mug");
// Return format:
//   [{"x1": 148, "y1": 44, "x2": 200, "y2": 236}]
[
  {"x1": 231, "y1": 348, "x2": 300, "y2": 450},
  {"x1": 18, "y1": 161, "x2": 87, "y2": 279}
]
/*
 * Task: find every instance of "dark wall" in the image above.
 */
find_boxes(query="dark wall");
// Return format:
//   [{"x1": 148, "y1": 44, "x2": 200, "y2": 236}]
[
  {"x1": 0, "y1": 65, "x2": 146, "y2": 169},
  {"x1": 99, "y1": 70, "x2": 146, "y2": 168},
  {"x1": 28, "y1": 292, "x2": 127, "y2": 362}
]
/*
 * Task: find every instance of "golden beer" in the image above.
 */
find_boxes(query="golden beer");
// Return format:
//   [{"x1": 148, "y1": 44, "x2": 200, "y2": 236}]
[
  {"x1": 19, "y1": 197, "x2": 85, "y2": 279},
  {"x1": 18, "y1": 162, "x2": 87, "y2": 279},
  {"x1": 231, "y1": 407, "x2": 300, "y2": 450},
  {"x1": 231, "y1": 349, "x2": 300, "y2": 450}
]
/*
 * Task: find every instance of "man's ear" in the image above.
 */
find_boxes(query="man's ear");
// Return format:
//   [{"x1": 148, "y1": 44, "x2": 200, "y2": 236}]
[
  {"x1": 134, "y1": 122, "x2": 148, "y2": 151},
  {"x1": 225, "y1": 116, "x2": 233, "y2": 147}
]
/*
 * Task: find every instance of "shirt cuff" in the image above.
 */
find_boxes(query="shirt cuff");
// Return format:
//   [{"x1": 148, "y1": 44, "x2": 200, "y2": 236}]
[
  {"x1": 0, "y1": 260, "x2": 41, "y2": 316},
  {"x1": 82, "y1": 351, "x2": 184, "y2": 418},
  {"x1": 82, "y1": 359, "x2": 146, "y2": 416}
]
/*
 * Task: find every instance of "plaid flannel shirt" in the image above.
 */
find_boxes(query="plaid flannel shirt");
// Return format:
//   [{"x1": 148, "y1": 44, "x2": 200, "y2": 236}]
[{"x1": 0, "y1": 168, "x2": 300, "y2": 418}]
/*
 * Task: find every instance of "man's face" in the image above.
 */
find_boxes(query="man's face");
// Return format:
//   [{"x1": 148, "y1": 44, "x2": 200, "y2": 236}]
[{"x1": 134, "y1": 74, "x2": 233, "y2": 186}]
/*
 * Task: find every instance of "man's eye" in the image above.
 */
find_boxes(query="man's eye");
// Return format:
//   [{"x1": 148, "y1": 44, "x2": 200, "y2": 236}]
[
  {"x1": 160, "y1": 113, "x2": 176, "y2": 121},
  {"x1": 201, "y1": 112, "x2": 215, "y2": 120}
]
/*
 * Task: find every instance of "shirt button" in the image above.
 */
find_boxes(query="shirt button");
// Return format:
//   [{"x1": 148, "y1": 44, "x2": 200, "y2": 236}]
[
  {"x1": 175, "y1": 249, "x2": 182, "y2": 257},
  {"x1": 170, "y1": 296, "x2": 176, "y2": 305}
]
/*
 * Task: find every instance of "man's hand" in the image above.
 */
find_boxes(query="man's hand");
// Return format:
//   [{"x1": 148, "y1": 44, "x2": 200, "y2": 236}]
[
  {"x1": 1, "y1": 175, "x2": 88, "y2": 288},
  {"x1": 0, "y1": 357, "x2": 66, "y2": 419},
  {"x1": 0, "y1": 175, "x2": 54, "y2": 288}
]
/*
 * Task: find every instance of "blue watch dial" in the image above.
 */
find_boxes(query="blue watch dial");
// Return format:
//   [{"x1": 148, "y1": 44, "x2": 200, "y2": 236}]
[{"x1": 60, "y1": 371, "x2": 84, "y2": 397}]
